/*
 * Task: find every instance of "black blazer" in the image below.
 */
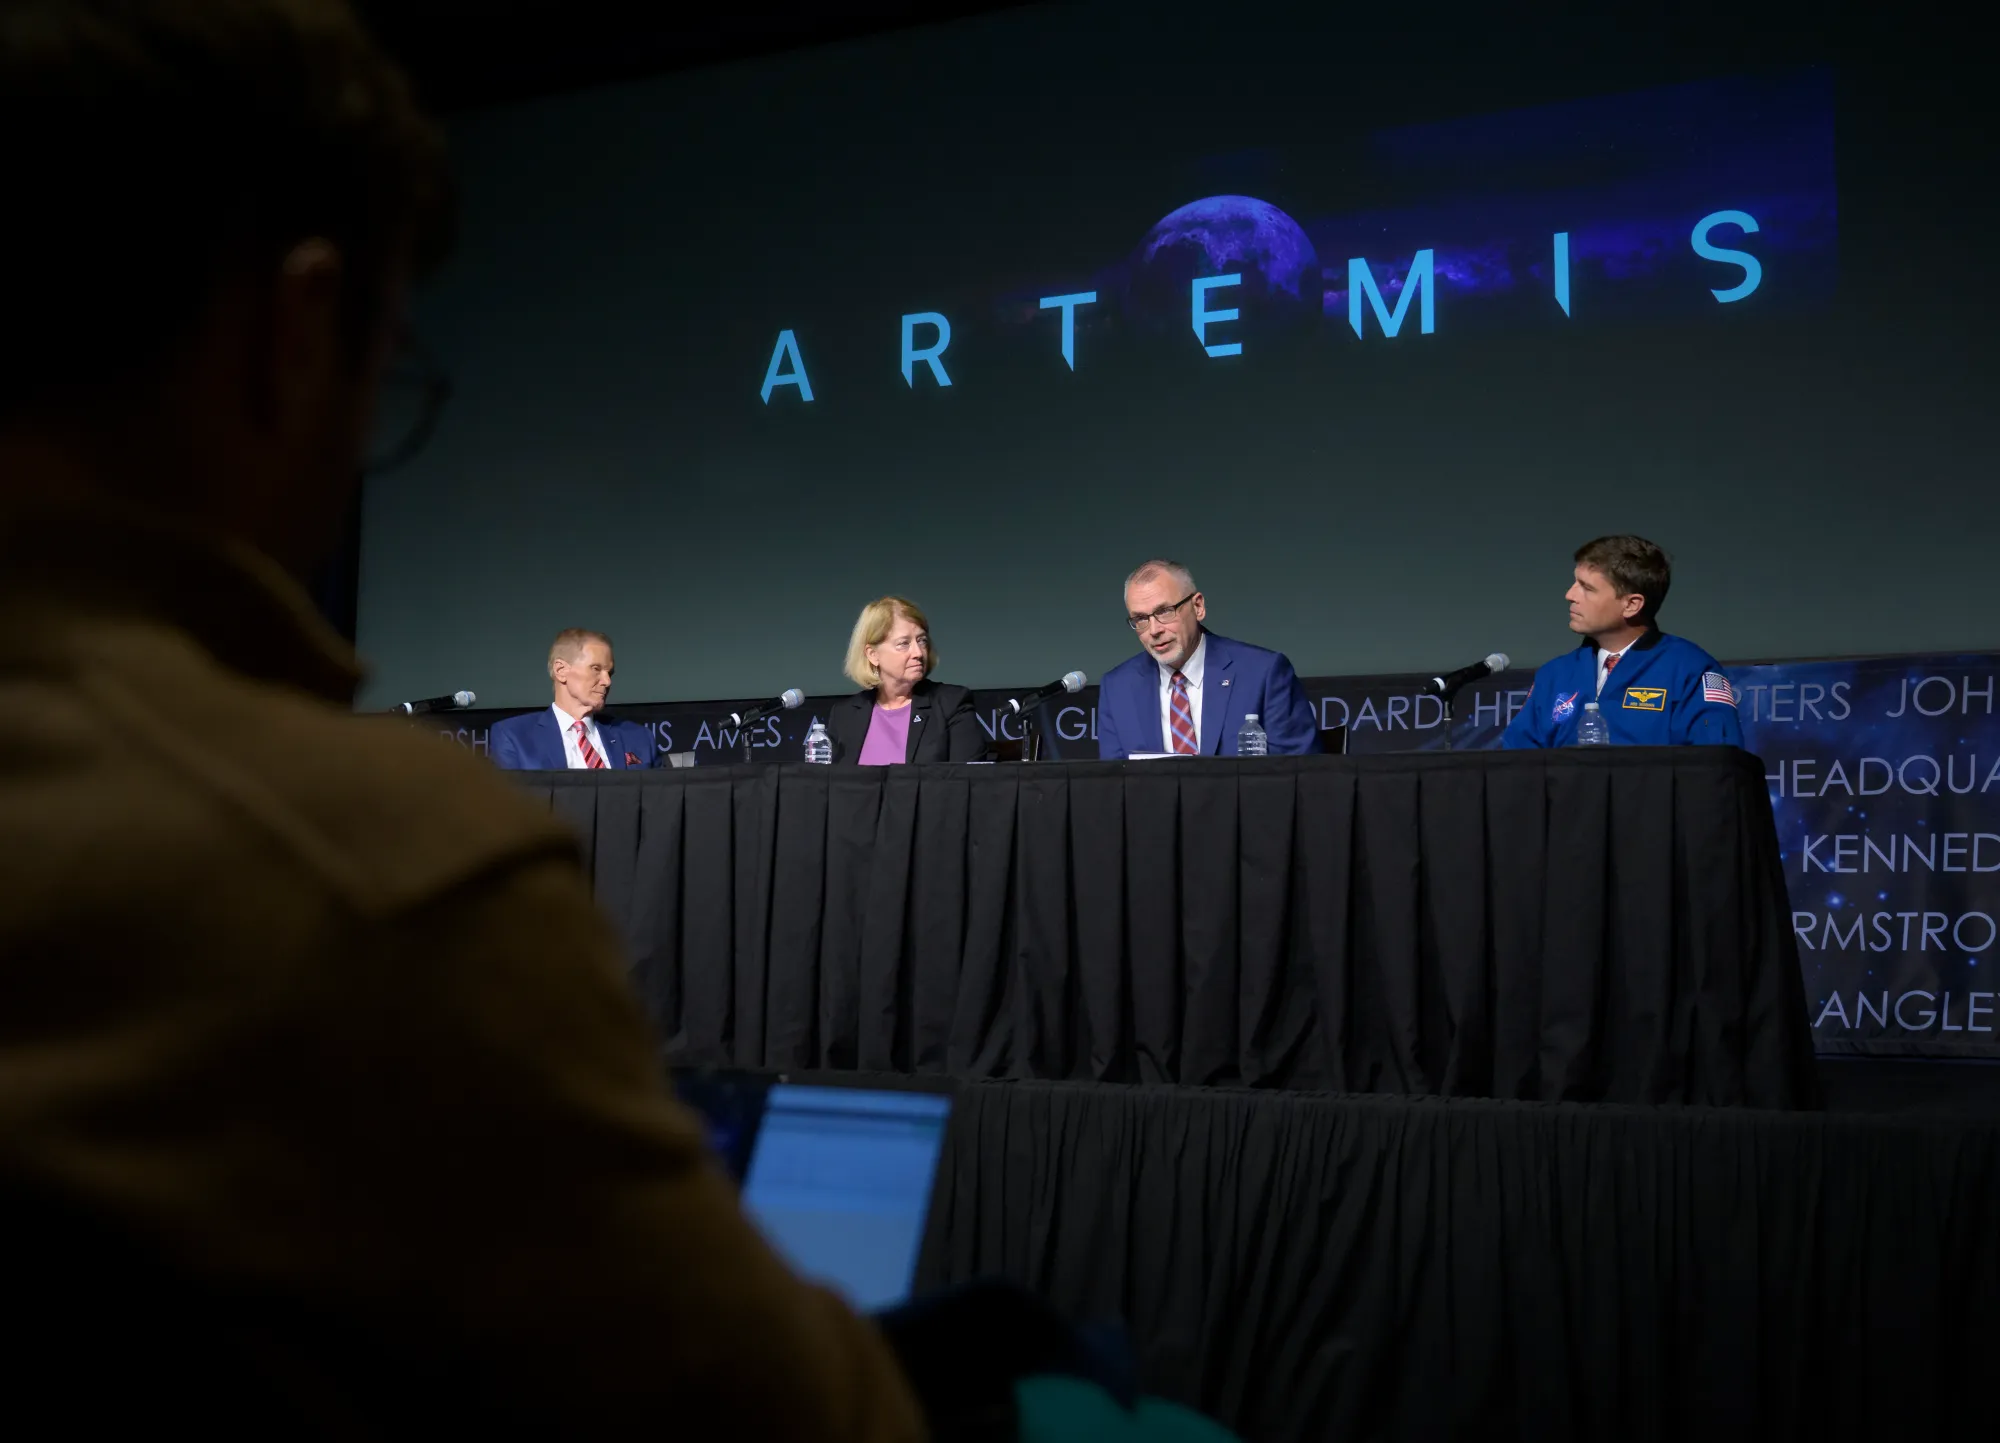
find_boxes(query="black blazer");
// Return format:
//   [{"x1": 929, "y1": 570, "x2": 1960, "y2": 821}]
[{"x1": 827, "y1": 678, "x2": 987, "y2": 764}]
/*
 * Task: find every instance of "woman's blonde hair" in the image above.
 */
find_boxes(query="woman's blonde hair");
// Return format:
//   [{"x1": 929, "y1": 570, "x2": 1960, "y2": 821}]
[{"x1": 844, "y1": 596, "x2": 935, "y2": 688}]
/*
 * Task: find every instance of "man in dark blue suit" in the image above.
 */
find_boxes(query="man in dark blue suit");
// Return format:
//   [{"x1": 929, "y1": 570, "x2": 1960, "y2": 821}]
[
  {"x1": 1097, "y1": 560, "x2": 1321, "y2": 759},
  {"x1": 489, "y1": 628, "x2": 659, "y2": 770}
]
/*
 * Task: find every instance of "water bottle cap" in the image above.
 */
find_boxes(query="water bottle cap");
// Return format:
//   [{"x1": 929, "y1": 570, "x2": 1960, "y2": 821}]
[
  {"x1": 1584, "y1": 702, "x2": 1599, "y2": 711},
  {"x1": 1244, "y1": 713, "x2": 1259, "y2": 721}
]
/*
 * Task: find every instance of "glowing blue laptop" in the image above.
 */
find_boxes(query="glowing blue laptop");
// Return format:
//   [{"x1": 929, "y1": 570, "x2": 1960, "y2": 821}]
[{"x1": 675, "y1": 1075, "x2": 952, "y2": 1311}]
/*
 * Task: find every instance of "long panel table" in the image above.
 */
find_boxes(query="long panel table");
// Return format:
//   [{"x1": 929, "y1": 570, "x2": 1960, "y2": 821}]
[{"x1": 522, "y1": 749, "x2": 1818, "y2": 1107}]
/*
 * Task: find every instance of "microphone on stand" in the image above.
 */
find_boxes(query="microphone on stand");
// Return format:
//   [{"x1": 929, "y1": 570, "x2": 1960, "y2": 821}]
[
  {"x1": 388, "y1": 690, "x2": 477, "y2": 716},
  {"x1": 1425, "y1": 653, "x2": 1508, "y2": 755},
  {"x1": 1004, "y1": 671, "x2": 1087, "y2": 716},
  {"x1": 1424, "y1": 653, "x2": 1510, "y2": 699},
  {"x1": 727, "y1": 688, "x2": 805, "y2": 729}
]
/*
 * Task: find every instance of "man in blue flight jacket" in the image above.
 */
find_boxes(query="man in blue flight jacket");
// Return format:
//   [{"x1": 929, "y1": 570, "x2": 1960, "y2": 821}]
[{"x1": 1502, "y1": 535, "x2": 1743, "y2": 748}]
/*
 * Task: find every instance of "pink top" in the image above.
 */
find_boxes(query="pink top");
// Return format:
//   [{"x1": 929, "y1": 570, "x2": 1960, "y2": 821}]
[{"x1": 857, "y1": 702, "x2": 914, "y2": 765}]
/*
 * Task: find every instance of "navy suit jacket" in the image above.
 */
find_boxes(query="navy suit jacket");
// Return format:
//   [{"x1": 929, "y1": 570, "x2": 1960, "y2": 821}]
[
  {"x1": 1096, "y1": 631, "x2": 1321, "y2": 759},
  {"x1": 488, "y1": 708, "x2": 660, "y2": 771}
]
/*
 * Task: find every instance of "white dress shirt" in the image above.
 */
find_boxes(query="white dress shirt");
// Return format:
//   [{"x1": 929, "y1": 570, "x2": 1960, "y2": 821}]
[
  {"x1": 1157, "y1": 633, "x2": 1208, "y2": 752},
  {"x1": 1595, "y1": 638, "x2": 1638, "y2": 697},
  {"x1": 554, "y1": 705, "x2": 611, "y2": 769}
]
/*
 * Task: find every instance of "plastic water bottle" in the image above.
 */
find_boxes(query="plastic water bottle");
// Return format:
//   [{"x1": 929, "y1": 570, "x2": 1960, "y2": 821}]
[
  {"x1": 803, "y1": 718, "x2": 832, "y2": 764},
  {"x1": 1574, "y1": 701, "x2": 1610, "y2": 747},
  {"x1": 1236, "y1": 713, "x2": 1268, "y2": 757}
]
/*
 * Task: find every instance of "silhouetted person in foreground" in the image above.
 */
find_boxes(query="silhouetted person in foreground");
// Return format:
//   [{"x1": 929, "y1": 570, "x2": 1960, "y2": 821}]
[{"x1": 0, "y1": 3, "x2": 921, "y2": 1436}]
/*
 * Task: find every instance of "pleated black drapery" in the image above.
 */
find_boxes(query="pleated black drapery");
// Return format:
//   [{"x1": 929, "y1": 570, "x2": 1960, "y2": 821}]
[
  {"x1": 527, "y1": 749, "x2": 1817, "y2": 1106},
  {"x1": 915, "y1": 1080, "x2": 2000, "y2": 1443}
]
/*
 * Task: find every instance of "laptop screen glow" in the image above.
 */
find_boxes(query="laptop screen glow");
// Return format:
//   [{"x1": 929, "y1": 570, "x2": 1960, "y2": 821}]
[{"x1": 739, "y1": 1085, "x2": 952, "y2": 1311}]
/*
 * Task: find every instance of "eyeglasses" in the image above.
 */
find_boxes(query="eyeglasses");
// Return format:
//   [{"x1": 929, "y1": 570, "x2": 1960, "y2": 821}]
[
  {"x1": 365, "y1": 331, "x2": 453, "y2": 476},
  {"x1": 1126, "y1": 593, "x2": 1196, "y2": 630}
]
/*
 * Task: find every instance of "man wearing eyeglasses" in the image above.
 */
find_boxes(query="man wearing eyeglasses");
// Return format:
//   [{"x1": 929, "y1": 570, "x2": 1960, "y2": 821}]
[
  {"x1": 1097, "y1": 559, "x2": 1322, "y2": 759},
  {"x1": 0, "y1": 3, "x2": 926, "y2": 1439}
]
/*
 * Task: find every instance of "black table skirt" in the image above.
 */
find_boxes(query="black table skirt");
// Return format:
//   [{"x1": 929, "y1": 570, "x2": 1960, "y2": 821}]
[
  {"x1": 527, "y1": 749, "x2": 1817, "y2": 1107},
  {"x1": 914, "y1": 1079, "x2": 2000, "y2": 1443}
]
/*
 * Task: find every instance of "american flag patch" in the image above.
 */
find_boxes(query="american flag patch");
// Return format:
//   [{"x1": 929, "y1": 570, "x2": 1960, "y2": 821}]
[{"x1": 1702, "y1": 671, "x2": 1737, "y2": 706}]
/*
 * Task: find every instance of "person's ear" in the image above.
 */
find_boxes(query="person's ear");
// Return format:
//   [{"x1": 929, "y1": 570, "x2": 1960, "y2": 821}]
[{"x1": 256, "y1": 239, "x2": 346, "y2": 434}]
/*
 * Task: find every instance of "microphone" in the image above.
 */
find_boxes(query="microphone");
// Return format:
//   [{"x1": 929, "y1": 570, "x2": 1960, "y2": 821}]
[
  {"x1": 388, "y1": 690, "x2": 477, "y2": 716},
  {"x1": 727, "y1": 688, "x2": 805, "y2": 729},
  {"x1": 1425, "y1": 654, "x2": 1510, "y2": 699},
  {"x1": 1005, "y1": 671, "x2": 1087, "y2": 716}
]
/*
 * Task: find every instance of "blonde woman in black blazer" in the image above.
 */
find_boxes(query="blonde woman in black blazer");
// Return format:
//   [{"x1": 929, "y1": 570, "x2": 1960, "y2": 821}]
[{"x1": 826, "y1": 596, "x2": 987, "y2": 764}]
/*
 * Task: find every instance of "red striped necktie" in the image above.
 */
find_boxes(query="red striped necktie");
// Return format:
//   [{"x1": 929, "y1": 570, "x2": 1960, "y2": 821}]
[
  {"x1": 572, "y1": 718, "x2": 608, "y2": 770},
  {"x1": 1169, "y1": 671, "x2": 1198, "y2": 755}
]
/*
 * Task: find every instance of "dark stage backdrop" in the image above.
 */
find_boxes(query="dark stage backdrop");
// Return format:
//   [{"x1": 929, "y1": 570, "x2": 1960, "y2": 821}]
[{"x1": 355, "y1": 0, "x2": 1996, "y2": 711}]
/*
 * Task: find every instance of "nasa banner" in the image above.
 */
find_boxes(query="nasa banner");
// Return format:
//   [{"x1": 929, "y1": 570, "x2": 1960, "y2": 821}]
[
  {"x1": 426, "y1": 650, "x2": 1998, "y2": 1058},
  {"x1": 1740, "y1": 655, "x2": 1999, "y2": 1058}
]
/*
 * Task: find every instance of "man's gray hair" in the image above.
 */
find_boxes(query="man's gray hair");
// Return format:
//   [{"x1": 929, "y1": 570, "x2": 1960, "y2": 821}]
[{"x1": 1123, "y1": 559, "x2": 1197, "y2": 597}]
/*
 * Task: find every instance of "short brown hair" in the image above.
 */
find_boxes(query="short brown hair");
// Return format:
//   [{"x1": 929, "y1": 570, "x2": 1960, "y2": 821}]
[
  {"x1": 547, "y1": 628, "x2": 612, "y2": 677},
  {"x1": 1574, "y1": 535, "x2": 1672, "y2": 624},
  {"x1": 844, "y1": 597, "x2": 934, "y2": 688},
  {"x1": 0, "y1": 0, "x2": 454, "y2": 419}
]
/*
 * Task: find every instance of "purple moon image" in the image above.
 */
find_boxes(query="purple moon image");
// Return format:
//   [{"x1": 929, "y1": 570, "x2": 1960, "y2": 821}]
[{"x1": 1124, "y1": 195, "x2": 1321, "y2": 336}]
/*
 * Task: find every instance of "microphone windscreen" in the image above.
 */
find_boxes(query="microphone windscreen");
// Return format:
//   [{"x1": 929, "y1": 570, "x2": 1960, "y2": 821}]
[
  {"x1": 1484, "y1": 653, "x2": 1510, "y2": 673},
  {"x1": 1062, "y1": 671, "x2": 1087, "y2": 692},
  {"x1": 780, "y1": 688, "x2": 805, "y2": 709},
  {"x1": 454, "y1": 690, "x2": 477, "y2": 707}
]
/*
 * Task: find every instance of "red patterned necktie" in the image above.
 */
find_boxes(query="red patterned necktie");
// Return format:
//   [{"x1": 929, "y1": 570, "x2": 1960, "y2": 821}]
[
  {"x1": 1169, "y1": 671, "x2": 1198, "y2": 755},
  {"x1": 572, "y1": 718, "x2": 607, "y2": 770},
  {"x1": 1604, "y1": 652, "x2": 1621, "y2": 674}
]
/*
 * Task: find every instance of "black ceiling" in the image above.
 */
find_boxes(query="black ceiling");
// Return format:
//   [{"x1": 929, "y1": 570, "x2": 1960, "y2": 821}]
[{"x1": 355, "y1": 1, "x2": 1042, "y2": 113}]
